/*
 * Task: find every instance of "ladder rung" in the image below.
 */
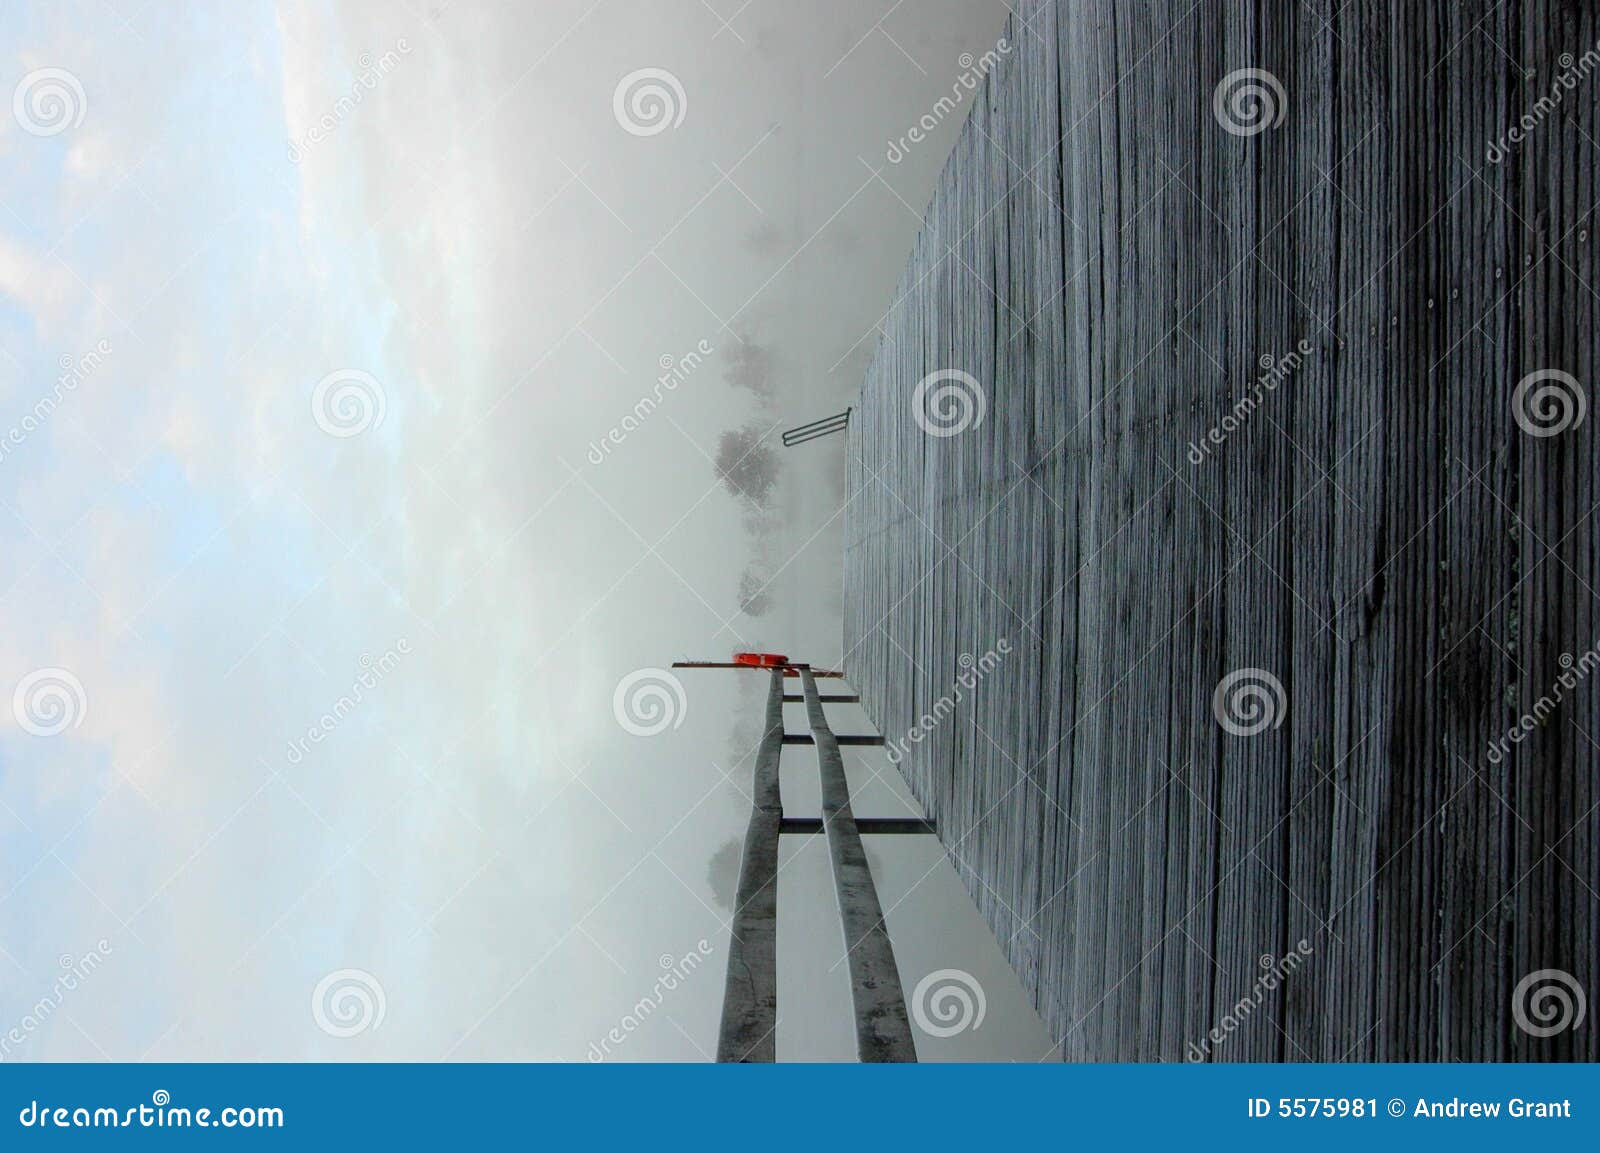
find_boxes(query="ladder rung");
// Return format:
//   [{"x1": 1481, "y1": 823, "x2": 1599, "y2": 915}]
[
  {"x1": 783, "y1": 734, "x2": 885, "y2": 746},
  {"x1": 782, "y1": 694, "x2": 860, "y2": 703}
]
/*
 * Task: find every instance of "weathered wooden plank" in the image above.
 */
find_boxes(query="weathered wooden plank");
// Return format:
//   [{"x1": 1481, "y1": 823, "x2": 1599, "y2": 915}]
[
  {"x1": 801, "y1": 668, "x2": 918, "y2": 1062},
  {"x1": 716, "y1": 667, "x2": 784, "y2": 1062}
]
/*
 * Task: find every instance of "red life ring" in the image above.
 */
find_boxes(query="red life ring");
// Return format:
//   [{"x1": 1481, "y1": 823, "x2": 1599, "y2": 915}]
[{"x1": 733, "y1": 651, "x2": 789, "y2": 668}]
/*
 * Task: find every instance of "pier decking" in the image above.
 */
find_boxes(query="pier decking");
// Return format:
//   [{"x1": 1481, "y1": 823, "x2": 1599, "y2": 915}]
[{"x1": 844, "y1": 0, "x2": 1597, "y2": 1061}]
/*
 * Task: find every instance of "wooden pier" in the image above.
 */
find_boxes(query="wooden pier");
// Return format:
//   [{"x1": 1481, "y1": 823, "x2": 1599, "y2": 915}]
[{"x1": 843, "y1": 0, "x2": 1597, "y2": 1061}]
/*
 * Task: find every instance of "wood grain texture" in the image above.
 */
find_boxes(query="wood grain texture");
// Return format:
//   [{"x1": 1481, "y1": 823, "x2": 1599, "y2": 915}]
[{"x1": 843, "y1": 0, "x2": 1597, "y2": 1061}]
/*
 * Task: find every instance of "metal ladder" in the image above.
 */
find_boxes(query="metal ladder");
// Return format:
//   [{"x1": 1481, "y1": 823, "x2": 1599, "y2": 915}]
[{"x1": 781, "y1": 409, "x2": 850, "y2": 447}]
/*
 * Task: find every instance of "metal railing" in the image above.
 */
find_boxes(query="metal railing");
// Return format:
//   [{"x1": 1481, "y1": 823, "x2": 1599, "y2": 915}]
[
  {"x1": 781, "y1": 408, "x2": 850, "y2": 447},
  {"x1": 673, "y1": 659, "x2": 931, "y2": 1062}
]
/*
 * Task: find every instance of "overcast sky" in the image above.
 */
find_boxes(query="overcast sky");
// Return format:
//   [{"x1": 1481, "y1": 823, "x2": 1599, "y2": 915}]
[{"x1": 0, "y1": 0, "x2": 1049, "y2": 1060}]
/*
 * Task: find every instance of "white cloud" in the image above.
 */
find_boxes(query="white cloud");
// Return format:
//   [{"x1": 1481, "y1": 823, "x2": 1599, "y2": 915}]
[{"x1": 0, "y1": 0, "x2": 1029, "y2": 1061}]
